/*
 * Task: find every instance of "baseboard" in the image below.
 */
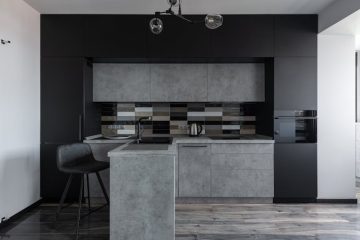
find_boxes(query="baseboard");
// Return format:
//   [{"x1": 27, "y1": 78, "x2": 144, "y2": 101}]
[
  {"x1": 0, "y1": 199, "x2": 42, "y2": 229},
  {"x1": 273, "y1": 198, "x2": 317, "y2": 203},
  {"x1": 317, "y1": 199, "x2": 358, "y2": 204}
]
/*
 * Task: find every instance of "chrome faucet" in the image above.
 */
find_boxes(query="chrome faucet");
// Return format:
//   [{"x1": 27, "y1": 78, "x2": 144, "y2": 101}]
[{"x1": 137, "y1": 116, "x2": 152, "y2": 143}]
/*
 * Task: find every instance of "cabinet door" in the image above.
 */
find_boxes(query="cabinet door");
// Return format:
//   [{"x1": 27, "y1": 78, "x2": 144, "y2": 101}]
[
  {"x1": 41, "y1": 58, "x2": 84, "y2": 143},
  {"x1": 178, "y1": 144, "x2": 211, "y2": 197},
  {"x1": 41, "y1": 15, "x2": 84, "y2": 57},
  {"x1": 85, "y1": 15, "x2": 147, "y2": 58},
  {"x1": 150, "y1": 64, "x2": 208, "y2": 102},
  {"x1": 209, "y1": 15, "x2": 274, "y2": 57},
  {"x1": 93, "y1": 64, "x2": 151, "y2": 102},
  {"x1": 275, "y1": 15, "x2": 317, "y2": 57},
  {"x1": 208, "y1": 64, "x2": 265, "y2": 102},
  {"x1": 41, "y1": 144, "x2": 81, "y2": 200},
  {"x1": 148, "y1": 15, "x2": 209, "y2": 59},
  {"x1": 274, "y1": 143, "x2": 317, "y2": 199},
  {"x1": 274, "y1": 57, "x2": 317, "y2": 110}
]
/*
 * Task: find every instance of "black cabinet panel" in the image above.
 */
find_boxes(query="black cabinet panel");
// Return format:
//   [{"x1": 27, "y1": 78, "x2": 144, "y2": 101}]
[
  {"x1": 274, "y1": 143, "x2": 317, "y2": 199},
  {"x1": 85, "y1": 15, "x2": 147, "y2": 58},
  {"x1": 41, "y1": 15, "x2": 84, "y2": 57},
  {"x1": 209, "y1": 15, "x2": 274, "y2": 58},
  {"x1": 274, "y1": 57, "x2": 317, "y2": 110},
  {"x1": 41, "y1": 58, "x2": 84, "y2": 143},
  {"x1": 148, "y1": 15, "x2": 210, "y2": 59},
  {"x1": 41, "y1": 144, "x2": 81, "y2": 201},
  {"x1": 275, "y1": 15, "x2": 317, "y2": 57}
]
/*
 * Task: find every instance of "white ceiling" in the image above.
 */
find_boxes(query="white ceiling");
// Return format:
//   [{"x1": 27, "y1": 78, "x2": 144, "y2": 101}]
[{"x1": 24, "y1": 0, "x2": 336, "y2": 14}]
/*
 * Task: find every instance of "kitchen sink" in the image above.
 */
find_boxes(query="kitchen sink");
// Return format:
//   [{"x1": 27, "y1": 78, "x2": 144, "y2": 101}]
[{"x1": 133, "y1": 137, "x2": 173, "y2": 144}]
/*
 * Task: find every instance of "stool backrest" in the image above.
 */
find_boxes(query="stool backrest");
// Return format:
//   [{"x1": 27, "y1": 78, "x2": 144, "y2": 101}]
[{"x1": 57, "y1": 143, "x2": 94, "y2": 171}]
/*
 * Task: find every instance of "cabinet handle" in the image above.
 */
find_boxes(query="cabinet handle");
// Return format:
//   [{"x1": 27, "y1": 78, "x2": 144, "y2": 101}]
[
  {"x1": 78, "y1": 114, "x2": 82, "y2": 142},
  {"x1": 181, "y1": 145, "x2": 208, "y2": 148}
]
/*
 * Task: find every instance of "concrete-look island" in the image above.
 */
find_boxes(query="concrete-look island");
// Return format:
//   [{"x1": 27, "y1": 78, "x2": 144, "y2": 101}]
[{"x1": 108, "y1": 135, "x2": 274, "y2": 240}]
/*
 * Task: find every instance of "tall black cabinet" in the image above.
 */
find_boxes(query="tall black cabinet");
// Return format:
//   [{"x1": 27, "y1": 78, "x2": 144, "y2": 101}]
[
  {"x1": 41, "y1": 57, "x2": 100, "y2": 200},
  {"x1": 273, "y1": 15, "x2": 318, "y2": 202}
]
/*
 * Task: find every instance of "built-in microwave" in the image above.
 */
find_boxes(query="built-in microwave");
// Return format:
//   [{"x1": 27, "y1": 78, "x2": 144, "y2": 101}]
[{"x1": 274, "y1": 110, "x2": 317, "y2": 143}]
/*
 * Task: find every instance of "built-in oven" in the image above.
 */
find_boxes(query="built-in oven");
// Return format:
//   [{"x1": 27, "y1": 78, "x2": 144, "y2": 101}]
[{"x1": 274, "y1": 110, "x2": 317, "y2": 143}]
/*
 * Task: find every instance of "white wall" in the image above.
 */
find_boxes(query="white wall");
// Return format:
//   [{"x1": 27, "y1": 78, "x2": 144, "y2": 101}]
[
  {"x1": 318, "y1": 34, "x2": 356, "y2": 199},
  {"x1": 0, "y1": 0, "x2": 40, "y2": 219}
]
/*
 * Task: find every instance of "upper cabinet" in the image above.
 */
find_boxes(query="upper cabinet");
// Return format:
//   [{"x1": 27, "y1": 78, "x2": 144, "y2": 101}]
[
  {"x1": 208, "y1": 64, "x2": 265, "y2": 102},
  {"x1": 84, "y1": 15, "x2": 147, "y2": 58},
  {"x1": 274, "y1": 57, "x2": 317, "y2": 110},
  {"x1": 41, "y1": 15, "x2": 85, "y2": 57},
  {"x1": 148, "y1": 15, "x2": 210, "y2": 59},
  {"x1": 150, "y1": 64, "x2": 208, "y2": 102},
  {"x1": 93, "y1": 64, "x2": 151, "y2": 102},
  {"x1": 209, "y1": 15, "x2": 274, "y2": 58},
  {"x1": 274, "y1": 15, "x2": 318, "y2": 57}
]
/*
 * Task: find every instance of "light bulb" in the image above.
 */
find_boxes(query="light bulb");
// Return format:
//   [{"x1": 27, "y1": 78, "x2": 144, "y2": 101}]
[
  {"x1": 149, "y1": 18, "x2": 164, "y2": 35},
  {"x1": 205, "y1": 14, "x2": 223, "y2": 30}
]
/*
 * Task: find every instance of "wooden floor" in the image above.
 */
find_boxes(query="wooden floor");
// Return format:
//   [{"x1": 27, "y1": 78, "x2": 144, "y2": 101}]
[{"x1": 2, "y1": 203, "x2": 360, "y2": 239}]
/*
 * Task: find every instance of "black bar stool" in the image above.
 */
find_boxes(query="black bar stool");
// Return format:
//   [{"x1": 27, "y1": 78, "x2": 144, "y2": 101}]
[{"x1": 55, "y1": 143, "x2": 109, "y2": 239}]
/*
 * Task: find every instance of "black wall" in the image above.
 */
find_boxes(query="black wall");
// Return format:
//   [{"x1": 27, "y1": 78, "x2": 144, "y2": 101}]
[{"x1": 41, "y1": 14, "x2": 318, "y2": 201}]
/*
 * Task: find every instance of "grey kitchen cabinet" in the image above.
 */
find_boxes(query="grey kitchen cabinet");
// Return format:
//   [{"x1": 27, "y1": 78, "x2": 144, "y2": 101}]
[
  {"x1": 208, "y1": 64, "x2": 265, "y2": 102},
  {"x1": 178, "y1": 144, "x2": 211, "y2": 197},
  {"x1": 93, "y1": 64, "x2": 151, "y2": 102},
  {"x1": 210, "y1": 143, "x2": 274, "y2": 198},
  {"x1": 274, "y1": 57, "x2": 317, "y2": 110},
  {"x1": 211, "y1": 169, "x2": 274, "y2": 197},
  {"x1": 150, "y1": 64, "x2": 208, "y2": 102}
]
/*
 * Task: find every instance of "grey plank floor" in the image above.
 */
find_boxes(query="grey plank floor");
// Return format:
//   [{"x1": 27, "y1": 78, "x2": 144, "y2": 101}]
[{"x1": 2, "y1": 203, "x2": 360, "y2": 239}]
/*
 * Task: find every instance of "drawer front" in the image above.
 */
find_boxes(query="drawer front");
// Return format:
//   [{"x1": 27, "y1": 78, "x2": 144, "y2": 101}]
[
  {"x1": 211, "y1": 170, "x2": 274, "y2": 197},
  {"x1": 211, "y1": 154, "x2": 273, "y2": 170},
  {"x1": 211, "y1": 144, "x2": 274, "y2": 154}
]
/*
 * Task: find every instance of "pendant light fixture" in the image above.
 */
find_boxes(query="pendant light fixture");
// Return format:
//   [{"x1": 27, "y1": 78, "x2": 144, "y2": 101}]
[{"x1": 149, "y1": 0, "x2": 223, "y2": 34}]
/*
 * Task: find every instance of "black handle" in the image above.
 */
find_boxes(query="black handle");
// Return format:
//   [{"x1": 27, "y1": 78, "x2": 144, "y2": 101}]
[
  {"x1": 181, "y1": 145, "x2": 208, "y2": 148},
  {"x1": 197, "y1": 125, "x2": 203, "y2": 135},
  {"x1": 78, "y1": 114, "x2": 82, "y2": 141}
]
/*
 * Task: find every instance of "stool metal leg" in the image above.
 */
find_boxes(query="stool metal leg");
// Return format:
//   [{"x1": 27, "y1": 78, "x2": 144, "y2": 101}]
[
  {"x1": 86, "y1": 174, "x2": 91, "y2": 211},
  {"x1": 75, "y1": 174, "x2": 84, "y2": 240},
  {"x1": 96, "y1": 172, "x2": 109, "y2": 204},
  {"x1": 55, "y1": 174, "x2": 73, "y2": 223}
]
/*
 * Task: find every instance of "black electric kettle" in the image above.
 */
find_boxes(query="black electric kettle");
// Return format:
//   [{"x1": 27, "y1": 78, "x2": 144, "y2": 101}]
[{"x1": 189, "y1": 123, "x2": 203, "y2": 137}]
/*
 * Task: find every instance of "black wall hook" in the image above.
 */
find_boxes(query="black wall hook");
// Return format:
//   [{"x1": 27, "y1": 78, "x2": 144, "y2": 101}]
[{"x1": 1, "y1": 39, "x2": 11, "y2": 45}]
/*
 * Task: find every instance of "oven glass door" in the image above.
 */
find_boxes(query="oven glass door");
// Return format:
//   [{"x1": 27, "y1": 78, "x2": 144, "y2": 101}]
[{"x1": 274, "y1": 117, "x2": 317, "y2": 143}]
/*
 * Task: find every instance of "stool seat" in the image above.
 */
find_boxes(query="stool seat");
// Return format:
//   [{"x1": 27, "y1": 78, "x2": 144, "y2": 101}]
[{"x1": 61, "y1": 160, "x2": 109, "y2": 174}]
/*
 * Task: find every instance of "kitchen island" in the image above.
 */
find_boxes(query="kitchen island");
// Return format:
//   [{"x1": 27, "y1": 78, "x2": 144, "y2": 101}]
[
  {"x1": 108, "y1": 135, "x2": 274, "y2": 240},
  {"x1": 108, "y1": 142, "x2": 177, "y2": 240}
]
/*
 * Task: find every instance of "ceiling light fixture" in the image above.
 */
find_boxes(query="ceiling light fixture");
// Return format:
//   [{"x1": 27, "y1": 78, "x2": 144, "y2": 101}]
[{"x1": 149, "y1": 0, "x2": 223, "y2": 34}]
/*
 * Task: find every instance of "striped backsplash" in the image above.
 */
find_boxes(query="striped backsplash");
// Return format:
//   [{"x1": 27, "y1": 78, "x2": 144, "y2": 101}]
[{"x1": 101, "y1": 103, "x2": 257, "y2": 136}]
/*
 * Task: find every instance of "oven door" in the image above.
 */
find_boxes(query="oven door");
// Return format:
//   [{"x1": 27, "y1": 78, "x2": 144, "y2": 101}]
[{"x1": 274, "y1": 117, "x2": 317, "y2": 143}]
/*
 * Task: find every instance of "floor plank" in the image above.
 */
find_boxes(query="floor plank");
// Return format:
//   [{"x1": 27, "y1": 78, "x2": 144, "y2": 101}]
[{"x1": 1, "y1": 203, "x2": 360, "y2": 239}]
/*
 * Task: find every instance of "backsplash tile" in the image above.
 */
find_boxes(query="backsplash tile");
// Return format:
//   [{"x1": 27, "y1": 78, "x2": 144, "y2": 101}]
[{"x1": 101, "y1": 103, "x2": 257, "y2": 136}]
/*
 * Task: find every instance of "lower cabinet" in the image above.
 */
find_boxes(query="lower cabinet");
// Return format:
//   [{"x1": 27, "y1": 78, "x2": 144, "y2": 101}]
[
  {"x1": 178, "y1": 144, "x2": 211, "y2": 197},
  {"x1": 274, "y1": 143, "x2": 317, "y2": 200},
  {"x1": 178, "y1": 143, "x2": 274, "y2": 198}
]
